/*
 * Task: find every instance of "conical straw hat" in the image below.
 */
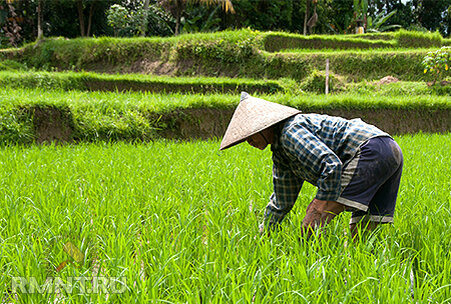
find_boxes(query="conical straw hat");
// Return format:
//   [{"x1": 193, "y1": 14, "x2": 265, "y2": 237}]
[{"x1": 219, "y1": 92, "x2": 301, "y2": 150}]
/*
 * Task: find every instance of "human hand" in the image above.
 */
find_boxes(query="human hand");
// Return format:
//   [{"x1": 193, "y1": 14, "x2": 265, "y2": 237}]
[
  {"x1": 301, "y1": 198, "x2": 345, "y2": 237},
  {"x1": 257, "y1": 223, "x2": 271, "y2": 237}
]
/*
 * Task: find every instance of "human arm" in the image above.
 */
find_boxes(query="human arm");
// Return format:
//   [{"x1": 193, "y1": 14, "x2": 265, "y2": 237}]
[{"x1": 263, "y1": 163, "x2": 304, "y2": 229}]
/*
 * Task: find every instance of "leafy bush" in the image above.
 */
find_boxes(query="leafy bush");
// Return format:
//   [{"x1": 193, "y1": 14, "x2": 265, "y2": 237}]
[
  {"x1": 106, "y1": 4, "x2": 147, "y2": 37},
  {"x1": 405, "y1": 24, "x2": 429, "y2": 33},
  {"x1": 300, "y1": 69, "x2": 346, "y2": 94},
  {"x1": 146, "y1": 4, "x2": 175, "y2": 36},
  {"x1": 422, "y1": 47, "x2": 450, "y2": 85}
]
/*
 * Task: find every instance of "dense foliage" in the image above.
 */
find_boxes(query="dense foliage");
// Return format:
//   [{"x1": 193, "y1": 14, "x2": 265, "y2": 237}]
[
  {"x1": 422, "y1": 46, "x2": 451, "y2": 85},
  {"x1": 1, "y1": 0, "x2": 451, "y2": 48}
]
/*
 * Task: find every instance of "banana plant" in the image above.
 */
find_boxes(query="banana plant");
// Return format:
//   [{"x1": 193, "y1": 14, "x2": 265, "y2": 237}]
[
  {"x1": 366, "y1": 10, "x2": 401, "y2": 33},
  {"x1": 353, "y1": 0, "x2": 368, "y2": 23}
]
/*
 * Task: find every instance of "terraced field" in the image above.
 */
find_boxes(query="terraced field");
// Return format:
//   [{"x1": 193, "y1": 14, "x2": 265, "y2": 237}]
[{"x1": 1, "y1": 29, "x2": 450, "y2": 303}]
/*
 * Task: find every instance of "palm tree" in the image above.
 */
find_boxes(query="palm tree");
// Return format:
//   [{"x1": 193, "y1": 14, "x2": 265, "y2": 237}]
[{"x1": 160, "y1": 0, "x2": 234, "y2": 35}]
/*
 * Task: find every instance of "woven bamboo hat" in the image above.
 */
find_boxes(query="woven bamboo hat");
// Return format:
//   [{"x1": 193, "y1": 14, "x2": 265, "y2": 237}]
[{"x1": 219, "y1": 92, "x2": 301, "y2": 150}]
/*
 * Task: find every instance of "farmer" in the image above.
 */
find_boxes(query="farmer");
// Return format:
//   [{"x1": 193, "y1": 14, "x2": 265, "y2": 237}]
[{"x1": 220, "y1": 92, "x2": 403, "y2": 237}]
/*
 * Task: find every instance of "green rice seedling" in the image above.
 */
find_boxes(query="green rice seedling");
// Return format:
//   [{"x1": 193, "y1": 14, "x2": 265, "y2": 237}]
[{"x1": 0, "y1": 133, "x2": 449, "y2": 303}]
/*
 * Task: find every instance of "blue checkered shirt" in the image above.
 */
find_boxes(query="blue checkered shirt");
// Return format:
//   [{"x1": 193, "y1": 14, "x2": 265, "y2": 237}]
[{"x1": 265, "y1": 114, "x2": 389, "y2": 226}]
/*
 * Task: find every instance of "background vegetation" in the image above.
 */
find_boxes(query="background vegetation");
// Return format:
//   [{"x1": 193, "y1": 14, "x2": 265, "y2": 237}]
[
  {"x1": 0, "y1": 86, "x2": 449, "y2": 145},
  {"x1": 1, "y1": 29, "x2": 449, "y2": 83},
  {"x1": 0, "y1": 28, "x2": 449, "y2": 145},
  {"x1": 1, "y1": 0, "x2": 451, "y2": 49}
]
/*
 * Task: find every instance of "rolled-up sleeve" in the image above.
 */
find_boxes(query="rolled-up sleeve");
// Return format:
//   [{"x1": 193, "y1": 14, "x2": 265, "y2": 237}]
[{"x1": 280, "y1": 124, "x2": 343, "y2": 201}]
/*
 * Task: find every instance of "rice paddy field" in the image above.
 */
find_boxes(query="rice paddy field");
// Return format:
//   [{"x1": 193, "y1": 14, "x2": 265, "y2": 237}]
[
  {"x1": 1, "y1": 29, "x2": 450, "y2": 303},
  {"x1": 1, "y1": 133, "x2": 450, "y2": 303}
]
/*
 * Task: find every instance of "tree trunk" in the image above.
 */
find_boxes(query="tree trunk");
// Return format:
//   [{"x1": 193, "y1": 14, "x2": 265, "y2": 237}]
[
  {"x1": 303, "y1": 0, "x2": 309, "y2": 35},
  {"x1": 87, "y1": 2, "x2": 94, "y2": 37},
  {"x1": 141, "y1": 0, "x2": 150, "y2": 37},
  {"x1": 175, "y1": 0, "x2": 182, "y2": 36},
  {"x1": 37, "y1": 0, "x2": 44, "y2": 41},
  {"x1": 77, "y1": 0, "x2": 85, "y2": 37}
]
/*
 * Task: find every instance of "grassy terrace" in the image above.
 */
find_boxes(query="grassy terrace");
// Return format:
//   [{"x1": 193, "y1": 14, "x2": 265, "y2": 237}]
[
  {"x1": 0, "y1": 87, "x2": 449, "y2": 144},
  {"x1": 0, "y1": 28, "x2": 449, "y2": 144},
  {"x1": 0, "y1": 71, "x2": 284, "y2": 94},
  {"x1": 1, "y1": 87, "x2": 449, "y2": 116},
  {"x1": 0, "y1": 29, "x2": 447, "y2": 82},
  {"x1": 1, "y1": 77, "x2": 450, "y2": 107},
  {"x1": 276, "y1": 47, "x2": 436, "y2": 54},
  {"x1": 0, "y1": 70, "x2": 450, "y2": 95}
]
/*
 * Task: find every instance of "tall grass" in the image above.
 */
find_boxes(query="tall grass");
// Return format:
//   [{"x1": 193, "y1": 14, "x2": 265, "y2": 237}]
[{"x1": 0, "y1": 134, "x2": 450, "y2": 302}]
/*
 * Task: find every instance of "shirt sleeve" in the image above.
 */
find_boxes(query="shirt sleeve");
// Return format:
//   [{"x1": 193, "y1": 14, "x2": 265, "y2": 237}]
[
  {"x1": 264, "y1": 162, "x2": 303, "y2": 227},
  {"x1": 280, "y1": 123, "x2": 343, "y2": 201}
]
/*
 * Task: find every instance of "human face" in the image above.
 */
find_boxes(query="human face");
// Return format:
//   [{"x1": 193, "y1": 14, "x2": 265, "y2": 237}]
[{"x1": 247, "y1": 132, "x2": 269, "y2": 150}]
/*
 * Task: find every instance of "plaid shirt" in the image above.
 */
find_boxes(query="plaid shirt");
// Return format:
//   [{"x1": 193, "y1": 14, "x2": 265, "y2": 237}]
[{"x1": 265, "y1": 113, "x2": 389, "y2": 226}]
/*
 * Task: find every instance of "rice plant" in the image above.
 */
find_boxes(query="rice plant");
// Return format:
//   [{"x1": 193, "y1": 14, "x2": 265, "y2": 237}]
[{"x1": 0, "y1": 133, "x2": 449, "y2": 303}]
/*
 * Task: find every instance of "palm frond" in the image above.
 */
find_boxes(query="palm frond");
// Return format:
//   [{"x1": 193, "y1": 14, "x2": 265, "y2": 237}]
[{"x1": 193, "y1": 0, "x2": 234, "y2": 13}]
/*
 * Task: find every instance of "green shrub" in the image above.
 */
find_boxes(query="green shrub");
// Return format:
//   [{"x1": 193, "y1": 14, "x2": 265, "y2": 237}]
[
  {"x1": 106, "y1": 4, "x2": 142, "y2": 37},
  {"x1": 300, "y1": 69, "x2": 346, "y2": 94},
  {"x1": 422, "y1": 46, "x2": 450, "y2": 85}
]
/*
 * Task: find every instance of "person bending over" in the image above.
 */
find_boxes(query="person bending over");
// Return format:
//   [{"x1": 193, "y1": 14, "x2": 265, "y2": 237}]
[{"x1": 220, "y1": 92, "x2": 403, "y2": 237}]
